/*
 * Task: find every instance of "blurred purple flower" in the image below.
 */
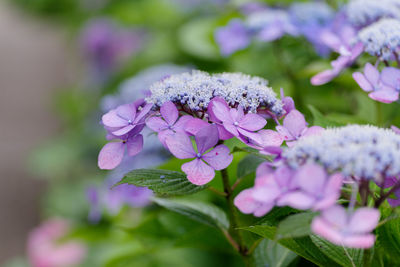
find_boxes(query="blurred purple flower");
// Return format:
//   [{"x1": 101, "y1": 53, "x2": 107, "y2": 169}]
[
  {"x1": 276, "y1": 110, "x2": 324, "y2": 147},
  {"x1": 280, "y1": 88, "x2": 295, "y2": 114},
  {"x1": 81, "y1": 19, "x2": 145, "y2": 84},
  {"x1": 27, "y1": 219, "x2": 86, "y2": 267},
  {"x1": 166, "y1": 125, "x2": 232, "y2": 185},
  {"x1": 353, "y1": 63, "x2": 400, "y2": 103},
  {"x1": 215, "y1": 19, "x2": 251, "y2": 56},
  {"x1": 312, "y1": 205, "x2": 380, "y2": 248}
]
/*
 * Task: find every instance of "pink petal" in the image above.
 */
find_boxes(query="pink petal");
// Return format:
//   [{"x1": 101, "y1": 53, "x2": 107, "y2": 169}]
[
  {"x1": 369, "y1": 89, "x2": 399, "y2": 103},
  {"x1": 126, "y1": 134, "x2": 143, "y2": 157},
  {"x1": 342, "y1": 234, "x2": 376, "y2": 249},
  {"x1": 253, "y1": 203, "x2": 274, "y2": 217},
  {"x1": 295, "y1": 164, "x2": 327, "y2": 194},
  {"x1": 348, "y1": 208, "x2": 380, "y2": 234},
  {"x1": 274, "y1": 165, "x2": 295, "y2": 188},
  {"x1": 234, "y1": 189, "x2": 258, "y2": 214},
  {"x1": 165, "y1": 132, "x2": 196, "y2": 159},
  {"x1": 158, "y1": 129, "x2": 175, "y2": 147},
  {"x1": 182, "y1": 159, "x2": 215, "y2": 185},
  {"x1": 102, "y1": 110, "x2": 127, "y2": 128},
  {"x1": 364, "y1": 63, "x2": 380, "y2": 85},
  {"x1": 146, "y1": 116, "x2": 168, "y2": 132},
  {"x1": 276, "y1": 125, "x2": 294, "y2": 141},
  {"x1": 239, "y1": 113, "x2": 266, "y2": 131},
  {"x1": 353, "y1": 72, "x2": 373, "y2": 92},
  {"x1": 210, "y1": 99, "x2": 232, "y2": 123},
  {"x1": 311, "y1": 69, "x2": 338, "y2": 86},
  {"x1": 195, "y1": 125, "x2": 219, "y2": 154},
  {"x1": 223, "y1": 122, "x2": 239, "y2": 136},
  {"x1": 350, "y1": 42, "x2": 364, "y2": 61},
  {"x1": 283, "y1": 110, "x2": 307, "y2": 138},
  {"x1": 202, "y1": 145, "x2": 233, "y2": 170},
  {"x1": 391, "y1": 125, "x2": 400, "y2": 135},
  {"x1": 256, "y1": 162, "x2": 274, "y2": 177},
  {"x1": 303, "y1": 126, "x2": 324, "y2": 137},
  {"x1": 277, "y1": 191, "x2": 315, "y2": 210},
  {"x1": 311, "y1": 216, "x2": 343, "y2": 245},
  {"x1": 173, "y1": 115, "x2": 193, "y2": 132},
  {"x1": 252, "y1": 177, "x2": 281, "y2": 202},
  {"x1": 111, "y1": 124, "x2": 135, "y2": 136},
  {"x1": 184, "y1": 117, "x2": 209, "y2": 135},
  {"x1": 160, "y1": 101, "x2": 178, "y2": 125},
  {"x1": 321, "y1": 205, "x2": 347, "y2": 228},
  {"x1": 217, "y1": 125, "x2": 235, "y2": 140},
  {"x1": 230, "y1": 106, "x2": 244, "y2": 122},
  {"x1": 256, "y1": 130, "x2": 284, "y2": 147},
  {"x1": 381, "y1": 67, "x2": 400, "y2": 89},
  {"x1": 237, "y1": 127, "x2": 263, "y2": 144},
  {"x1": 98, "y1": 142, "x2": 125, "y2": 170},
  {"x1": 116, "y1": 103, "x2": 136, "y2": 121}
]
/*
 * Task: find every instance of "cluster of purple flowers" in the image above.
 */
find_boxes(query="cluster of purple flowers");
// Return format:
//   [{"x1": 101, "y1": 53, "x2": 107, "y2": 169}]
[
  {"x1": 236, "y1": 125, "x2": 400, "y2": 248},
  {"x1": 216, "y1": 1, "x2": 400, "y2": 103}
]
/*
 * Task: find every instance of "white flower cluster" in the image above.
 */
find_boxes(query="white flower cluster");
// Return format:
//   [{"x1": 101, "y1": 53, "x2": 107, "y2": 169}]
[
  {"x1": 358, "y1": 18, "x2": 400, "y2": 61},
  {"x1": 346, "y1": 0, "x2": 400, "y2": 27},
  {"x1": 101, "y1": 64, "x2": 190, "y2": 111},
  {"x1": 146, "y1": 71, "x2": 284, "y2": 114},
  {"x1": 284, "y1": 125, "x2": 400, "y2": 181}
]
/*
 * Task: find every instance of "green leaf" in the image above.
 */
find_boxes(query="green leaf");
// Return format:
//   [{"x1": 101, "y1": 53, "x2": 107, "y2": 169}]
[
  {"x1": 152, "y1": 197, "x2": 229, "y2": 230},
  {"x1": 116, "y1": 169, "x2": 207, "y2": 196},
  {"x1": 237, "y1": 155, "x2": 266, "y2": 179},
  {"x1": 310, "y1": 235, "x2": 364, "y2": 267},
  {"x1": 308, "y1": 105, "x2": 343, "y2": 127},
  {"x1": 253, "y1": 239, "x2": 297, "y2": 267},
  {"x1": 276, "y1": 212, "x2": 316, "y2": 239},
  {"x1": 375, "y1": 205, "x2": 400, "y2": 262}
]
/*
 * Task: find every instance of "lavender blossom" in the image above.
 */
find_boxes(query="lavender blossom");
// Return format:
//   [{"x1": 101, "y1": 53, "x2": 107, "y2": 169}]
[{"x1": 215, "y1": 19, "x2": 251, "y2": 56}]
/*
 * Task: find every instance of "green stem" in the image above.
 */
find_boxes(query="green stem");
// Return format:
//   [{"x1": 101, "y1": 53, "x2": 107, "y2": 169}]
[
  {"x1": 220, "y1": 168, "x2": 251, "y2": 265},
  {"x1": 375, "y1": 101, "x2": 383, "y2": 126}
]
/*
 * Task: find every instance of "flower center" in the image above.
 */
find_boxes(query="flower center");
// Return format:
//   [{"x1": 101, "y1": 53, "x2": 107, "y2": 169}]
[
  {"x1": 234, "y1": 121, "x2": 239, "y2": 126},
  {"x1": 196, "y1": 153, "x2": 202, "y2": 159},
  {"x1": 128, "y1": 119, "x2": 133, "y2": 124}
]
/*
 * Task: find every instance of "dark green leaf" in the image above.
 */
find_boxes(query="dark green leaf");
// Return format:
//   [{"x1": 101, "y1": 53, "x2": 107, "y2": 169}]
[
  {"x1": 152, "y1": 197, "x2": 229, "y2": 230},
  {"x1": 237, "y1": 155, "x2": 266, "y2": 179},
  {"x1": 116, "y1": 169, "x2": 207, "y2": 196},
  {"x1": 308, "y1": 105, "x2": 343, "y2": 127},
  {"x1": 310, "y1": 235, "x2": 363, "y2": 267},
  {"x1": 253, "y1": 239, "x2": 297, "y2": 267},
  {"x1": 276, "y1": 212, "x2": 316, "y2": 239}
]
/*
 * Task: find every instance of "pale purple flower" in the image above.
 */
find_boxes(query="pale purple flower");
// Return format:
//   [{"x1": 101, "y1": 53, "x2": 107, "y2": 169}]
[
  {"x1": 215, "y1": 19, "x2": 251, "y2": 56},
  {"x1": 277, "y1": 164, "x2": 343, "y2": 211},
  {"x1": 146, "y1": 101, "x2": 192, "y2": 145},
  {"x1": 98, "y1": 132, "x2": 144, "y2": 170},
  {"x1": 391, "y1": 125, "x2": 400, "y2": 134},
  {"x1": 242, "y1": 129, "x2": 283, "y2": 153},
  {"x1": 353, "y1": 63, "x2": 399, "y2": 103},
  {"x1": 27, "y1": 219, "x2": 86, "y2": 267},
  {"x1": 233, "y1": 188, "x2": 274, "y2": 217},
  {"x1": 165, "y1": 125, "x2": 233, "y2": 185},
  {"x1": 210, "y1": 98, "x2": 267, "y2": 144},
  {"x1": 312, "y1": 205, "x2": 380, "y2": 248},
  {"x1": 280, "y1": 88, "x2": 295, "y2": 114},
  {"x1": 207, "y1": 97, "x2": 235, "y2": 140},
  {"x1": 276, "y1": 110, "x2": 324, "y2": 147}
]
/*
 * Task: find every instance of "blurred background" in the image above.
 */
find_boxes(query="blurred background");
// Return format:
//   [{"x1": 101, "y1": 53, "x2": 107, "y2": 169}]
[{"x1": 1, "y1": 0, "x2": 395, "y2": 266}]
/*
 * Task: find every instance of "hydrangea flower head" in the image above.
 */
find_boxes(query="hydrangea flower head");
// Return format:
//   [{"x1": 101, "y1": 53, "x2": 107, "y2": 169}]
[
  {"x1": 284, "y1": 125, "x2": 400, "y2": 181},
  {"x1": 346, "y1": 0, "x2": 400, "y2": 27},
  {"x1": 146, "y1": 71, "x2": 284, "y2": 115},
  {"x1": 358, "y1": 18, "x2": 400, "y2": 61},
  {"x1": 27, "y1": 219, "x2": 86, "y2": 267},
  {"x1": 353, "y1": 63, "x2": 400, "y2": 103},
  {"x1": 312, "y1": 205, "x2": 380, "y2": 248},
  {"x1": 165, "y1": 125, "x2": 233, "y2": 185}
]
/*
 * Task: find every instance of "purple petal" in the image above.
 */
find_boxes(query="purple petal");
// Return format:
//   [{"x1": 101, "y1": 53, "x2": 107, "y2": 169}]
[
  {"x1": 111, "y1": 124, "x2": 135, "y2": 136},
  {"x1": 239, "y1": 113, "x2": 266, "y2": 131},
  {"x1": 369, "y1": 89, "x2": 399, "y2": 103},
  {"x1": 195, "y1": 124, "x2": 219, "y2": 154},
  {"x1": 134, "y1": 103, "x2": 152, "y2": 123},
  {"x1": 184, "y1": 117, "x2": 209, "y2": 135},
  {"x1": 222, "y1": 122, "x2": 239, "y2": 136},
  {"x1": 256, "y1": 162, "x2": 274, "y2": 177},
  {"x1": 126, "y1": 134, "x2": 143, "y2": 157},
  {"x1": 116, "y1": 103, "x2": 136, "y2": 121},
  {"x1": 256, "y1": 130, "x2": 284, "y2": 147},
  {"x1": 274, "y1": 165, "x2": 295, "y2": 188},
  {"x1": 342, "y1": 234, "x2": 376, "y2": 249},
  {"x1": 230, "y1": 106, "x2": 244, "y2": 122},
  {"x1": 217, "y1": 125, "x2": 235, "y2": 140},
  {"x1": 174, "y1": 115, "x2": 195, "y2": 132},
  {"x1": 303, "y1": 126, "x2": 324, "y2": 137},
  {"x1": 202, "y1": 144, "x2": 233, "y2": 170},
  {"x1": 210, "y1": 99, "x2": 232, "y2": 123},
  {"x1": 311, "y1": 216, "x2": 343, "y2": 245},
  {"x1": 237, "y1": 128, "x2": 263, "y2": 144},
  {"x1": 102, "y1": 109, "x2": 127, "y2": 128},
  {"x1": 215, "y1": 19, "x2": 250, "y2": 56},
  {"x1": 350, "y1": 42, "x2": 364, "y2": 61},
  {"x1": 165, "y1": 132, "x2": 196, "y2": 159},
  {"x1": 320, "y1": 31, "x2": 341, "y2": 52},
  {"x1": 364, "y1": 63, "x2": 380, "y2": 85},
  {"x1": 98, "y1": 142, "x2": 125, "y2": 170},
  {"x1": 234, "y1": 189, "x2": 259, "y2": 214},
  {"x1": 295, "y1": 164, "x2": 327, "y2": 194},
  {"x1": 157, "y1": 129, "x2": 175, "y2": 147},
  {"x1": 311, "y1": 69, "x2": 338, "y2": 86},
  {"x1": 283, "y1": 110, "x2": 307, "y2": 138},
  {"x1": 321, "y1": 205, "x2": 347, "y2": 228},
  {"x1": 277, "y1": 191, "x2": 315, "y2": 210},
  {"x1": 258, "y1": 26, "x2": 284, "y2": 41},
  {"x1": 146, "y1": 116, "x2": 168, "y2": 132},
  {"x1": 160, "y1": 101, "x2": 178, "y2": 125},
  {"x1": 381, "y1": 67, "x2": 400, "y2": 89},
  {"x1": 182, "y1": 159, "x2": 215, "y2": 185},
  {"x1": 391, "y1": 125, "x2": 400, "y2": 135},
  {"x1": 353, "y1": 72, "x2": 373, "y2": 92},
  {"x1": 348, "y1": 208, "x2": 380, "y2": 234},
  {"x1": 276, "y1": 125, "x2": 294, "y2": 141}
]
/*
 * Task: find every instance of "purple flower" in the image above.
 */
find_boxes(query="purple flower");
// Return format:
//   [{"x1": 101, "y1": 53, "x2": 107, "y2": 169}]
[
  {"x1": 98, "y1": 132, "x2": 144, "y2": 170},
  {"x1": 353, "y1": 63, "x2": 399, "y2": 103},
  {"x1": 312, "y1": 205, "x2": 380, "y2": 248},
  {"x1": 102, "y1": 102, "x2": 152, "y2": 136},
  {"x1": 277, "y1": 164, "x2": 343, "y2": 211},
  {"x1": 215, "y1": 19, "x2": 251, "y2": 56},
  {"x1": 207, "y1": 97, "x2": 235, "y2": 140},
  {"x1": 280, "y1": 88, "x2": 295, "y2": 114},
  {"x1": 233, "y1": 188, "x2": 274, "y2": 217},
  {"x1": 210, "y1": 98, "x2": 267, "y2": 144},
  {"x1": 146, "y1": 101, "x2": 192, "y2": 145},
  {"x1": 165, "y1": 125, "x2": 233, "y2": 185},
  {"x1": 276, "y1": 110, "x2": 324, "y2": 147}
]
